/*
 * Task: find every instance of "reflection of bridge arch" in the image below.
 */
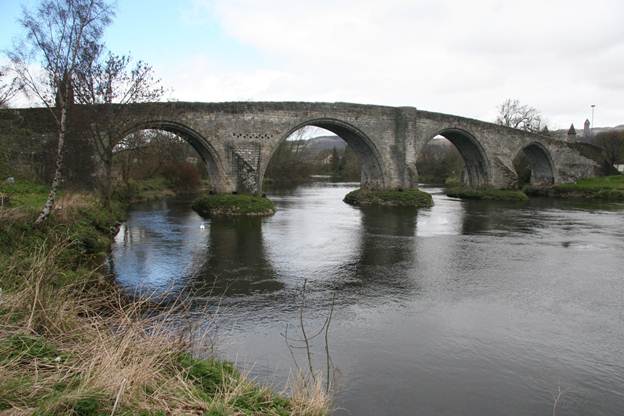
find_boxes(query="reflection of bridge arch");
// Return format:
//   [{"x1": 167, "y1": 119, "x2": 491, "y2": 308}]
[
  {"x1": 261, "y1": 118, "x2": 387, "y2": 191},
  {"x1": 516, "y1": 142, "x2": 555, "y2": 185},
  {"x1": 426, "y1": 128, "x2": 491, "y2": 187},
  {"x1": 121, "y1": 120, "x2": 230, "y2": 192},
  {"x1": 188, "y1": 217, "x2": 282, "y2": 296}
]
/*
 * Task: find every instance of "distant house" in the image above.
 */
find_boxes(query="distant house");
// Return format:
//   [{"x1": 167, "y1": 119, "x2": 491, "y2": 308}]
[
  {"x1": 320, "y1": 154, "x2": 333, "y2": 165},
  {"x1": 185, "y1": 156, "x2": 199, "y2": 165},
  {"x1": 554, "y1": 121, "x2": 624, "y2": 143}
]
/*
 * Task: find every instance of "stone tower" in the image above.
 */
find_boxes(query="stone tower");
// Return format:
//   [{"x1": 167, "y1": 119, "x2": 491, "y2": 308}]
[
  {"x1": 584, "y1": 118, "x2": 591, "y2": 141},
  {"x1": 567, "y1": 123, "x2": 577, "y2": 141}
]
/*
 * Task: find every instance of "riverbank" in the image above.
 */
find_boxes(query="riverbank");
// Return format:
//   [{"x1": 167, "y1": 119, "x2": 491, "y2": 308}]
[
  {"x1": 343, "y1": 188, "x2": 434, "y2": 208},
  {"x1": 524, "y1": 175, "x2": 624, "y2": 201},
  {"x1": 0, "y1": 181, "x2": 327, "y2": 415},
  {"x1": 115, "y1": 176, "x2": 208, "y2": 204}
]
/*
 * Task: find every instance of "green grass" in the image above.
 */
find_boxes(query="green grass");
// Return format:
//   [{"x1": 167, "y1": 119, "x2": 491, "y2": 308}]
[
  {"x1": 176, "y1": 352, "x2": 292, "y2": 415},
  {"x1": 0, "y1": 335, "x2": 64, "y2": 364},
  {"x1": 446, "y1": 188, "x2": 529, "y2": 202},
  {"x1": 524, "y1": 175, "x2": 624, "y2": 201},
  {"x1": 192, "y1": 193, "x2": 276, "y2": 217},
  {"x1": 0, "y1": 180, "x2": 49, "y2": 209},
  {"x1": 113, "y1": 177, "x2": 177, "y2": 204},
  {"x1": 343, "y1": 188, "x2": 434, "y2": 208},
  {"x1": 556, "y1": 175, "x2": 624, "y2": 191}
]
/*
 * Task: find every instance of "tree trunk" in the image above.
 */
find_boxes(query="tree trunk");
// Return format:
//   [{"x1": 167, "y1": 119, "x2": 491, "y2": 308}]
[
  {"x1": 34, "y1": 104, "x2": 67, "y2": 225},
  {"x1": 102, "y1": 156, "x2": 113, "y2": 210}
]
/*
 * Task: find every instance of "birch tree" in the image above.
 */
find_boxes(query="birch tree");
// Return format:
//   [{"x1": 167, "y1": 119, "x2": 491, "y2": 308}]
[
  {"x1": 8, "y1": 0, "x2": 114, "y2": 224},
  {"x1": 0, "y1": 67, "x2": 23, "y2": 108}
]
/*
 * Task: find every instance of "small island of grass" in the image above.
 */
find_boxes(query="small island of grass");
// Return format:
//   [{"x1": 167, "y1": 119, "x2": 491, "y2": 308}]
[
  {"x1": 343, "y1": 188, "x2": 434, "y2": 208},
  {"x1": 446, "y1": 188, "x2": 529, "y2": 202},
  {"x1": 192, "y1": 193, "x2": 276, "y2": 217},
  {"x1": 524, "y1": 175, "x2": 624, "y2": 201}
]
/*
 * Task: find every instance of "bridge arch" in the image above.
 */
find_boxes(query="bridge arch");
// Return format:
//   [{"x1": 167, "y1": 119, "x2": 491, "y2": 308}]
[
  {"x1": 424, "y1": 128, "x2": 491, "y2": 187},
  {"x1": 120, "y1": 120, "x2": 230, "y2": 192},
  {"x1": 262, "y1": 118, "x2": 387, "y2": 190},
  {"x1": 515, "y1": 142, "x2": 555, "y2": 186}
]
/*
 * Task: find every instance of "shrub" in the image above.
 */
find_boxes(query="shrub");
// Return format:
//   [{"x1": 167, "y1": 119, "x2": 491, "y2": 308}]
[{"x1": 163, "y1": 162, "x2": 201, "y2": 192}]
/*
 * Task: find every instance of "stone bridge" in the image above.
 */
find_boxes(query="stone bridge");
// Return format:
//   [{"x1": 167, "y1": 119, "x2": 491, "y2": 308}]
[{"x1": 2, "y1": 102, "x2": 602, "y2": 193}]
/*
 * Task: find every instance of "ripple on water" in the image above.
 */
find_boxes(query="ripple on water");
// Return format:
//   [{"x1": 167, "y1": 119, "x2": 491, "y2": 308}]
[{"x1": 112, "y1": 184, "x2": 624, "y2": 416}]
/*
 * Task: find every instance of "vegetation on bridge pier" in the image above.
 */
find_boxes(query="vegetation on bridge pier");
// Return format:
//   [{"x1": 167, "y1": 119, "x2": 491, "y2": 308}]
[
  {"x1": 192, "y1": 193, "x2": 276, "y2": 217},
  {"x1": 343, "y1": 188, "x2": 434, "y2": 208}
]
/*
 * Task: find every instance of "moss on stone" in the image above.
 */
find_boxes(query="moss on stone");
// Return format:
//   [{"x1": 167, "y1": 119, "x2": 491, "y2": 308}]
[
  {"x1": 343, "y1": 188, "x2": 433, "y2": 208},
  {"x1": 192, "y1": 194, "x2": 276, "y2": 217},
  {"x1": 446, "y1": 188, "x2": 529, "y2": 202}
]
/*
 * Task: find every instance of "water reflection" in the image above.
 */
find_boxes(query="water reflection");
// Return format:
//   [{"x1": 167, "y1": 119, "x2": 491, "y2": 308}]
[
  {"x1": 330, "y1": 206, "x2": 420, "y2": 301},
  {"x1": 416, "y1": 187, "x2": 464, "y2": 236},
  {"x1": 189, "y1": 217, "x2": 282, "y2": 296},
  {"x1": 112, "y1": 183, "x2": 624, "y2": 416},
  {"x1": 112, "y1": 198, "x2": 209, "y2": 296}
]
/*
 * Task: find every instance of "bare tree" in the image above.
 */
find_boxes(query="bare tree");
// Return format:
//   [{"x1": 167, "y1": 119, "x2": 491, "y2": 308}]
[
  {"x1": 8, "y1": 0, "x2": 114, "y2": 224},
  {"x1": 496, "y1": 98, "x2": 546, "y2": 133},
  {"x1": 593, "y1": 130, "x2": 624, "y2": 168},
  {"x1": 73, "y1": 51, "x2": 164, "y2": 207},
  {"x1": 0, "y1": 67, "x2": 24, "y2": 107}
]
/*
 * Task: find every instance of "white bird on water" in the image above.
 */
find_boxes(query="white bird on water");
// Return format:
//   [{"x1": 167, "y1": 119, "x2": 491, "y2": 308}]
[{"x1": 199, "y1": 223, "x2": 206, "y2": 230}]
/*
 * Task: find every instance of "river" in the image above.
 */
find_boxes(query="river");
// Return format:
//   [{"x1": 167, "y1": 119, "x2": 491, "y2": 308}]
[{"x1": 111, "y1": 183, "x2": 624, "y2": 415}]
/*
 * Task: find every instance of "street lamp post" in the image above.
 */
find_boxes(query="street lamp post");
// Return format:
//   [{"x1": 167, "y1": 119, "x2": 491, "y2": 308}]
[{"x1": 591, "y1": 104, "x2": 596, "y2": 137}]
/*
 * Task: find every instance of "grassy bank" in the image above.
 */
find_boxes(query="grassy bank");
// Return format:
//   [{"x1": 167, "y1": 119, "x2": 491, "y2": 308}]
[
  {"x1": 0, "y1": 181, "x2": 326, "y2": 415},
  {"x1": 343, "y1": 188, "x2": 434, "y2": 208},
  {"x1": 192, "y1": 194, "x2": 276, "y2": 217},
  {"x1": 446, "y1": 188, "x2": 529, "y2": 202},
  {"x1": 114, "y1": 177, "x2": 179, "y2": 204},
  {"x1": 524, "y1": 175, "x2": 624, "y2": 201}
]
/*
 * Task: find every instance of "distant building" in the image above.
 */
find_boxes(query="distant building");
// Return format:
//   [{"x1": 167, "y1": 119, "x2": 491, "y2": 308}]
[
  {"x1": 320, "y1": 154, "x2": 333, "y2": 165},
  {"x1": 584, "y1": 119, "x2": 591, "y2": 141},
  {"x1": 567, "y1": 123, "x2": 577, "y2": 141}
]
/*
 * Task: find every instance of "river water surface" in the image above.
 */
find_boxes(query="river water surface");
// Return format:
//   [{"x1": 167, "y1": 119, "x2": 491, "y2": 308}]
[{"x1": 112, "y1": 183, "x2": 624, "y2": 416}]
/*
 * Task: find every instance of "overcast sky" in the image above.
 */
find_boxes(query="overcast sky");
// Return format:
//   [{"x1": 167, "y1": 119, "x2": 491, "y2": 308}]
[{"x1": 1, "y1": 0, "x2": 623, "y2": 129}]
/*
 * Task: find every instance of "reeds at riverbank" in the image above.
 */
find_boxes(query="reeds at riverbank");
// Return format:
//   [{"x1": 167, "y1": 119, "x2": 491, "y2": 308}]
[{"x1": 0, "y1": 181, "x2": 329, "y2": 415}]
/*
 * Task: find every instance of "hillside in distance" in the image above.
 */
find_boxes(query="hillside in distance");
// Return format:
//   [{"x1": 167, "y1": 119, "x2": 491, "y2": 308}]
[{"x1": 303, "y1": 135, "x2": 346, "y2": 156}]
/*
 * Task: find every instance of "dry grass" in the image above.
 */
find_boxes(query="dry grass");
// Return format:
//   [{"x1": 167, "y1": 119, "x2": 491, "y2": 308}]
[
  {"x1": 0, "y1": 184, "x2": 331, "y2": 415},
  {"x1": 0, "y1": 235, "x2": 330, "y2": 415},
  {"x1": 288, "y1": 371, "x2": 332, "y2": 416},
  {"x1": 53, "y1": 192, "x2": 98, "y2": 221},
  {"x1": 0, "y1": 207, "x2": 31, "y2": 223}
]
